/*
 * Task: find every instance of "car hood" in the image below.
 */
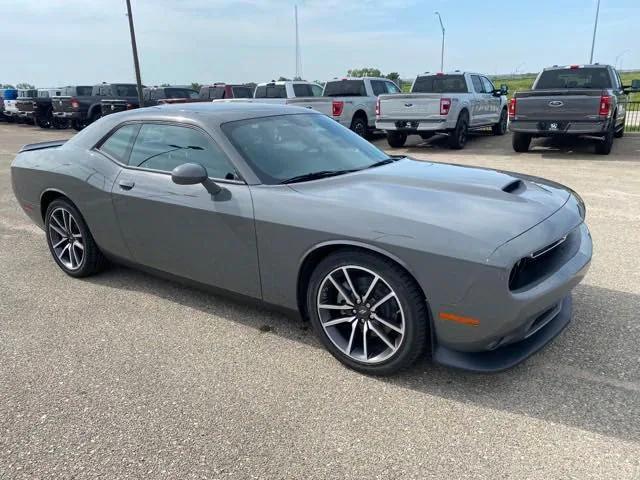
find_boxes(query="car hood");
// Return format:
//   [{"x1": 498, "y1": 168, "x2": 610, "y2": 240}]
[{"x1": 288, "y1": 158, "x2": 571, "y2": 257}]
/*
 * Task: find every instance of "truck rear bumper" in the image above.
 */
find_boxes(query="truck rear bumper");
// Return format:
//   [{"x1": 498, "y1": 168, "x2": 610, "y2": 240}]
[
  {"x1": 376, "y1": 118, "x2": 455, "y2": 132},
  {"x1": 53, "y1": 111, "x2": 81, "y2": 119},
  {"x1": 509, "y1": 119, "x2": 608, "y2": 136}
]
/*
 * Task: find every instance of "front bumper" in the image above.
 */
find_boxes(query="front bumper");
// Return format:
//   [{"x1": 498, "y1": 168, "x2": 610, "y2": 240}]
[
  {"x1": 376, "y1": 118, "x2": 455, "y2": 132},
  {"x1": 430, "y1": 192, "x2": 591, "y2": 371},
  {"x1": 509, "y1": 119, "x2": 608, "y2": 136},
  {"x1": 433, "y1": 295, "x2": 573, "y2": 372}
]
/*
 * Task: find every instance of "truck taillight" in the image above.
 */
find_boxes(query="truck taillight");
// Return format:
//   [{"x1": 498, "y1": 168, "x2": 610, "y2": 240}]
[
  {"x1": 126, "y1": 103, "x2": 134, "y2": 110},
  {"x1": 375, "y1": 97, "x2": 380, "y2": 117},
  {"x1": 70, "y1": 97, "x2": 79, "y2": 109},
  {"x1": 440, "y1": 98, "x2": 451, "y2": 115},
  {"x1": 332, "y1": 100, "x2": 344, "y2": 117},
  {"x1": 599, "y1": 95, "x2": 611, "y2": 117},
  {"x1": 508, "y1": 97, "x2": 517, "y2": 119}
]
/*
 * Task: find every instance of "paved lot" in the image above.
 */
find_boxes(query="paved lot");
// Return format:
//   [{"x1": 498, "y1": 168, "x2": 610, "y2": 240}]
[{"x1": 1, "y1": 122, "x2": 639, "y2": 479}]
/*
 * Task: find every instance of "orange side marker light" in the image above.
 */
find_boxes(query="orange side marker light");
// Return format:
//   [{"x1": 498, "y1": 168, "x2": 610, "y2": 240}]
[{"x1": 439, "y1": 312, "x2": 480, "y2": 326}]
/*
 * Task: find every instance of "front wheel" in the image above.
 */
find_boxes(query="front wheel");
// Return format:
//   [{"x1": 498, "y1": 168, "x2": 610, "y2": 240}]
[
  {"x1": 386, "y1": 131, "x2": 407, "y2": 148},
  {"x1": 307, "y1": 250, "x2": 428, "y2": 375},
  {"x1": 492, "y1": 108, "x2": 508, "y2": 135},
  {"x1": 45, "y1": 199, "x2": 107, "y2": 278}
]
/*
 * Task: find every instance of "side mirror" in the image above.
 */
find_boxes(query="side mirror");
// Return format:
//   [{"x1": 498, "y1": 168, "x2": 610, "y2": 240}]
[
  {"x1": 171, "y1": 162, "x2": 208, "y2": 185},
  {"x1": 171, "y1": 162, "x2": 222, "y2": 195},
  {"x1": 500, "y1": 84, "x2": 509, "y2": 95},
  {"x1": 623, "y1": 79, "x2": 640, "y2": 92}
]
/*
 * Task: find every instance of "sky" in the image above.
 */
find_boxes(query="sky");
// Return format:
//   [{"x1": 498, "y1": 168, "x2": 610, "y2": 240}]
[{"x1": 0, "y1": 0, "x2": 638, "y2": 87}]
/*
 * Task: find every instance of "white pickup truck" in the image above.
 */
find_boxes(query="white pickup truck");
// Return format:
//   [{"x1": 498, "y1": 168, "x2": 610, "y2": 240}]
[
  {"x1": 322, "y1": 77, "x2": 401, "y2": 137},
  {"x1": 213, "y1": 80, "x2": 339, "y2": 118},
  {"x1": 376, "y1": 72, "x2": 509, "y2": 149}
]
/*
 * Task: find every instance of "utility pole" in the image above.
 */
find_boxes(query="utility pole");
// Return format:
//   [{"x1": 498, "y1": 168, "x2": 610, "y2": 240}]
[
  {"x1": 295, "y1": 5, "x2": 301, "y2": 79},
  {"x1": 125, "y1": 0, "x2": 144, "y2": 108},
  {"x1": 435, "y1": 11, "x2": 445, "y2": 72},
  {"x1": 589, "y1": 0, "x2": 600, "y2": 64}
]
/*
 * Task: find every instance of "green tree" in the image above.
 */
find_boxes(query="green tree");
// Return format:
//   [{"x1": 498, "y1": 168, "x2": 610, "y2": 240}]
[
  {"x1": 190, "y1": 82, "x2": 202, "y2": 92},
  {"x1": 16, "y1": 82, "x2": 35, "y2": 89},
  {"x1": 385, "y1": 72, "x2": 400, "y2": 82},
  {"x1": 347, "y1": 68, "x2": 382, "y2": 78}
]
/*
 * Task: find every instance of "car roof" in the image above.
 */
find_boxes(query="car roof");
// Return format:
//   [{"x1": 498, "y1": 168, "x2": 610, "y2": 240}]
[
  {"x1": 542, "y1": 64, "x2": 610, "y2": 71},
  {"x1": 113, "y1": 102, "x2": 319, "y2": 124}
]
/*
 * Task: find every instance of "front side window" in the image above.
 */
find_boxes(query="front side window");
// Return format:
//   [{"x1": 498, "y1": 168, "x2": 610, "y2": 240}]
[
  {"x1": 222, "y1": 113, "x2": 389, "y2": 185},
  {"x1": 481, "y1": 77, "x2": 495, "y2": 94},
  {"x1": 98, "y1": 124, "x2": 141, "y2": 162},
  {"x1": 412, "y1": 75, "x2": 468, "y2": 93},
  {"x1": 385, "y1": 82, "x2": 401, "y2": 94},
  {"x1": 310, "y1": 84, "x2": 324, "y2": 97},
  {"x1": 471, "y1": 75, "x2": 483, "y2": 93},
  {"x1": 128, "y1": 124, "x2": 236, "y2": 179}
]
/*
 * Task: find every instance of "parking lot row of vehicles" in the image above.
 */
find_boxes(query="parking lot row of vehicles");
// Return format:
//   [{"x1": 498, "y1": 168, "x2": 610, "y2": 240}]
[{"x1": 2, "y1": 64, "x2": 638, "y2": 154}]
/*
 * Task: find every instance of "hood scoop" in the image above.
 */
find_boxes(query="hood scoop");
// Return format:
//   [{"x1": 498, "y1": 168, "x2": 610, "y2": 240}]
[{"x1": 502, "y1": 179, "x2": 525, "y2": 194}]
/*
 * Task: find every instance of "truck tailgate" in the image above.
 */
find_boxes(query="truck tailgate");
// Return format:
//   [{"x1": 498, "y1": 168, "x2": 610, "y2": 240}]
[
  {"x1": 285, "y1": 97, "x2": 333, "y2": 116},
  {"x1": 52, "y1": 96, "x2": 73, "y2": 113},
  {"x1": 378, "y1": 93, "x2": 442, "y2": 120},
  {"x1": 515, "y1": 89, "x2": 603, "y2": 121}
]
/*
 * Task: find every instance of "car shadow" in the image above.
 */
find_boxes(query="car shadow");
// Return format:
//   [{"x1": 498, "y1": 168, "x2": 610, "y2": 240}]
[{"x1": 82, "y1": 265, "x2": 640, "y2": 443}]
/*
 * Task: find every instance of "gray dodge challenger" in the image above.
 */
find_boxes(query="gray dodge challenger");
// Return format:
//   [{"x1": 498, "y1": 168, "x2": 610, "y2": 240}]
[{"x1": 11, "y1": 103, "x2": 592, "y2": 375}]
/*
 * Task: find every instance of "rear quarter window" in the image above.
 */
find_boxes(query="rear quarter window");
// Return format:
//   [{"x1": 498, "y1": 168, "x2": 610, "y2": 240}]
[{"x1": 97, "y1": 124, "x2": 141, "y2": 163}]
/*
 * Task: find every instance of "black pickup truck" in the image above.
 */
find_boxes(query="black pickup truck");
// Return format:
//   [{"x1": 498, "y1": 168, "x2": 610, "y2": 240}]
[
  {"x1": 509, "y1": 64, "x2": 639, "y2": 155},
  {"x1": 52, "y1": 83, "x2": 142, "y2": 131},
  {"x1": 15, "y1": 89, "x2": 38, "y2": 124}
]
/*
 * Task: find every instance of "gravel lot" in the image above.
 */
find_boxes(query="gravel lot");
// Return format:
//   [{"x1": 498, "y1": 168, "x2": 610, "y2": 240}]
[{"x1": 1, "y1": 122, "x2": 639, "y2": 479}]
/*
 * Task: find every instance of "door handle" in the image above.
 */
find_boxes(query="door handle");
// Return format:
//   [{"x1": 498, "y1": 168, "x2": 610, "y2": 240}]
[{"x1": 118, "y1": 180, "x2": 135, "y2": 190}]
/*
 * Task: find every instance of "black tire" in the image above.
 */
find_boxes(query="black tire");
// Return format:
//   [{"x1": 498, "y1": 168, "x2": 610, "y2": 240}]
[
  {"x1": 614, "y1": 122, "x2": 625, "y2": 139},
  {"x1": 512, "y1": 132, "x2": 532, "y2": 152},
  {"x1": 386, "y1": 131, "x2": 407, "y2": 148},
  {"x1": 53, "y1": 118, "x2": 70, "y2": 129},
  {"x1": 419, "y1": 132, "x2": 435, "y2": 140},
  {"x1": 36, "y1": 115, "x2": 51, "y2": 129},
  {"x1": 71, "y1": 119, "x2": 85, "y2": 131},
  {"x1": 88, "y1": 110, "x2": 101, "y2": 125},
  {"x1": 45, "y1": 199, "x2": 107, "y2": 278},
  {"x1": 307, "y1": 249, "x2": 428, "y2": 375},
  {"x1": 595, "y1": 119, "x2": 615, "y2": 155},
  {"x1": 492, "y1": 108, "x2": 508, "y2": 135},
  {"x1": 448, "y1": 111, "x2": 469, "y2": 149},
  {"x1": 350, "y1": 115, "x2": 368, "y2": 138}
]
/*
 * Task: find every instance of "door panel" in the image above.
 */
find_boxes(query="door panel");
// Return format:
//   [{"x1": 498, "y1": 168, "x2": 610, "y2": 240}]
[{"x1": 111, "y1": 169, "x2": 261, "y2": 298}]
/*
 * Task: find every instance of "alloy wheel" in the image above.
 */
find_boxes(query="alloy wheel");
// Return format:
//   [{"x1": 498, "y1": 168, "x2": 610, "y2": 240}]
[
  {"x1": 316, "y1": 266, "x2": 405, "y2": 364},
  {"x1": 48, "y1": 207, "x2": 85, "y2": 271}
]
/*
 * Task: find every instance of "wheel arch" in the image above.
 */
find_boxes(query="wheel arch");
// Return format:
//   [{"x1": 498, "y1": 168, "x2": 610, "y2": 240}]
[
  {"x1": 352, "y1": 109, "x2": 368, "y2": 125},
  {"x1": 40, "y1": 188, "x2": 75, "y2": 222},
  {"x1": 296, "y1": 240, "x2": 428, "y2": 322}
]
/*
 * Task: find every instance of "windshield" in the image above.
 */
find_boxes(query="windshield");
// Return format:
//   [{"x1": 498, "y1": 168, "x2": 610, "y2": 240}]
[
  {"x1": 535, "y1": 68, "x2": 612, "y2": 89},
  {"x1": 113, "y1": 84, "x2": 140, "y2": 96},
  {"x1": 222, "y1": 113, "x2": 390, "y2": 184},
  {"x1": 165, "y1": 88, "x2": 199, "y2": 99},
  {"x1": 412, "y1": 75, "x2": 468, "y2": 93},
  {"x1": 323, "y1": 80, "x2": 366, "y2": 97}
]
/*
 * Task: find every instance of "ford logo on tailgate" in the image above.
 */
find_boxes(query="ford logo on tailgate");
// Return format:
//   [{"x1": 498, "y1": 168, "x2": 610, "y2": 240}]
[
  {"x1": 549, "y1": 100, "x2": 564, "y2": 107},
  {"x1": 404, "y1": 103, "x2": 413, "y2": 107}
]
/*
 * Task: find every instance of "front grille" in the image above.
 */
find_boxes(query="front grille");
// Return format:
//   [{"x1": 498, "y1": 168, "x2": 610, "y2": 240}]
[{"x1": 509, "y1": 228, "x2": 580, "y2": 291}]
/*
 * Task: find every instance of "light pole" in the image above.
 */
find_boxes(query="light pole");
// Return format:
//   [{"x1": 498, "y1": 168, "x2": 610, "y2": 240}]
[
  {"x1": 125, "y1": 0, "x2": 144, "y2": 108},
  {"x1": 435, "y1": 11, "x2": 445, "y2": 72},
  {"x1": 589, "y1": 0, "x2": 600, "y2": 64}
]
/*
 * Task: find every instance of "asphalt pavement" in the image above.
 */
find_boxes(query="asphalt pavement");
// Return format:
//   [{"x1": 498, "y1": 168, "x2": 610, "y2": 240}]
[{"x1": 1, "y1": 122, "x2": 639, "y2": 479}]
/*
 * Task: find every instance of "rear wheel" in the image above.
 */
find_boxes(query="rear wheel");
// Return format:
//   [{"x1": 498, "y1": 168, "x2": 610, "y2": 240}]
[
  {"x1": 350, "y1": 115, "x2": 368, "y2": 138},
  {"x1": 492, "y1": 108, "x2": 508, "y2": 135},
  {"x1": 595, "y1": 119, "x2": 615, "y2": 155},
  {"x1": 36, "y1": 114, "x2": 52, "y2": 129},
  {"x1": 307, "y1": 250, "x2": 428, "y2": 375},
  {"x1": 448, "y1": 111, "x2": 469, "y2": 149},
  {"x1": 45, "y1": 199, "x2": 107, "y2": 278},
  {"x1": 386, "y1": 131, "x2": 407, "y2": 148},
  {"x1": 512, "y1": 132, "x2": 532, "y2": 152},
  {"x1": 614, "y1": 122, "x2": 625, "y2": 138},
  {"x1": 71, "y1": 119, "x2": 85, "y2": 131}
]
